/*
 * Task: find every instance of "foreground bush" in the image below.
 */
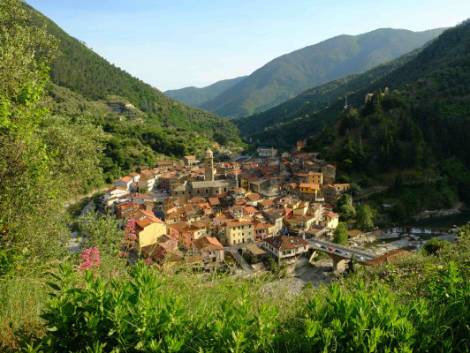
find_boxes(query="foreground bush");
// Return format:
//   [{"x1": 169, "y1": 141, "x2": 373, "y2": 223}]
[
  {"x1": 39, "y1": 264, "x2": 280, "y2": 353},
  {"x1": 290, "y1": 282, "x2": 417, "y2": 352},
  {"x1": 30, "y1": 261, "x2": 467, "y2": 352}
]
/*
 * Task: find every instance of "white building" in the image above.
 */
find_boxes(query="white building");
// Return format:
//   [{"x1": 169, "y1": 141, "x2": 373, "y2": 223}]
[{"x1": 256, "y1": 147, "x2": 278, "y2": 158}]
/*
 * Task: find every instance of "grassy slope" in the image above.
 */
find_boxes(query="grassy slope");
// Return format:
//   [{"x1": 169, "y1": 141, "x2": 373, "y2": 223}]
[{"x1": 202, "y1": 28, "x2": 444, "y2": 118}]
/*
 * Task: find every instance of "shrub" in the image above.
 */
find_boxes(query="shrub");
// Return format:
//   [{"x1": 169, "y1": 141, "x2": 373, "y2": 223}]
[
  {"x1": 333, "y1": 222, "x2": 349, "y2": 245},
  {"x1": 422, "y1": 238, "x2": 449, "y2": 255},
  {"x1": 416, "y1": 262, "x2": 470, "y2": 352},
  {"x1": 286, "y1": 281, "x2": 418, "y2": 352},
  {"x1": 39, "y1": 263, "x2": 280, "y2": 353}
]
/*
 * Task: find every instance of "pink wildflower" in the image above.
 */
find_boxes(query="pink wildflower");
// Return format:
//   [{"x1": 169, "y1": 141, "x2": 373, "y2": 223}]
[{"x1": 79, "y1": 247, "x2": 101, "y2": 271}]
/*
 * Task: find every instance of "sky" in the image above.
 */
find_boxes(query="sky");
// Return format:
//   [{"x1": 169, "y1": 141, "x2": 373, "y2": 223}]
[{"x1": 27, "y1": 0, "x2": 470, "y2": 91}]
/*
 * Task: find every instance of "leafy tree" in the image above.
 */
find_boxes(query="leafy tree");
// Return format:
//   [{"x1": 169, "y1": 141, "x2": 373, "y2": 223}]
[
  {"x1": 356, "y1": 204, "x2": 376, "y2": 231},
  {"x1": 333, "y1": 222, "x2": 349, "y2": 245},
  {"x1": 337, "y1": 194, "x2": 356, "y2": 221},
  {"x1": 0, "y1": 1, "x2": 104, "y2": 272}
]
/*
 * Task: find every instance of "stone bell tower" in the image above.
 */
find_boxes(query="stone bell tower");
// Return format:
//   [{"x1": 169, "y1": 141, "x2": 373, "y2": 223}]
[{"x1": 204, "y1": 148, "x2": 215, "y2": 181}]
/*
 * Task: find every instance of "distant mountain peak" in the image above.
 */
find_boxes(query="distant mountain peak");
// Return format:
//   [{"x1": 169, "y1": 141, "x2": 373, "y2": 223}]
[{"x1": 198, "y1": 27, "x2": 445, "y2": 119}]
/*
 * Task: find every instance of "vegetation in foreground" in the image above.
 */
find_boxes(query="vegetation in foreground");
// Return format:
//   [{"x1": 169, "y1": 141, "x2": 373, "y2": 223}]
[
  {"x1": 1, "y1": 2, "x2": 469, "y2": 352},
  {"x1": 1, "y1": 223, "x2": 469, "y2": 352}
]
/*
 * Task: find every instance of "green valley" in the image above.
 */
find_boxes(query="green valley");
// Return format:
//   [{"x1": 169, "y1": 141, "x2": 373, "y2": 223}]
[{"x1": 1, "y1": 1, "x2": 469, "y2": 353}]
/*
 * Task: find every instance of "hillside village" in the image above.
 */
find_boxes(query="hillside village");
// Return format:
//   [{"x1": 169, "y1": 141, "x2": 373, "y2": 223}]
[{"x1": 100, "y1": 141, "x2": 355, "y2": 272}]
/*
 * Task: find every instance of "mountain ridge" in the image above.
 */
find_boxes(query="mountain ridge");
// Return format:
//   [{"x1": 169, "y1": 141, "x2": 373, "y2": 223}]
[
  {"x1": 200, "y1": 27, "x2": 445, "y2": 118},
  {"x1": 241, "y1": 20, "x2": 470, "y2": 177},
  {"x1": 236, "y1": 50, "x2": 420, "y2": 143},
  {"x1": 165, "y1": 76, "x2": 246, "y2": 107}
]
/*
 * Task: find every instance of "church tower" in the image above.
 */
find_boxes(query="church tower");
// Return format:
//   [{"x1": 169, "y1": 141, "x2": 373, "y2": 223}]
[{"x1": 204, "y1": 148, "x2": 215, "y2": 181}]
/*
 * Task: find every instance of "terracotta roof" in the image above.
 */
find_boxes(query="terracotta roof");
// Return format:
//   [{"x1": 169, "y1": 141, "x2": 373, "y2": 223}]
[
  {"x1": 136, "y1": 217, "x2": 154, "y2": 229},
  {"x1": 132, "y1": 209, "x2": 163, "y2": 229},
  {"x1": 258, "y1": 199, "x2": 273, "y2": 208},
  {"x1": 255, "y1": 222, "x2": 272, "y2": 230},
  {"x1": 193, "y1": 236, "x2": 223, "y2": 251},
  {"x1": 244, "y1": 206, "x2": 258, "y2": 214},
  {"x1": 189, "y1": 196, "x2": 206, "y2": 204},
  {"x1": 168, "y1": 222, "x2": 189, "y2": 233},
  {"x1": 234, "y1": 198, "x2": 247, "y2": 206},
  {"x1": 116, "y1": 201, "x2": 139, "y2": 210},
  {"x1": 264, "y1": 236, "x2": 309, "y2": 251}
]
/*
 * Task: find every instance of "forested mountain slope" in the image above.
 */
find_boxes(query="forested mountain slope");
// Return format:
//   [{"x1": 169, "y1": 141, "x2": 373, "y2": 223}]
[
  {"x1": 202, "y1": 28, "x2": 444, "y2": 118},
  {"x1": 236, "y1": 51, "x2": 418, "y2": 142},
  {"x1": 241, "y1": 21, "x2": 470, "y2": 155},
  {"x1": 309, "y1": 20, "x2": 470, "y2": 208},
  {"x1": 165, "y1": 76, "x2": 246, "y2": 107},
  {"x1": 23, "y1": 4, "x2": 242, "y2": 181}
]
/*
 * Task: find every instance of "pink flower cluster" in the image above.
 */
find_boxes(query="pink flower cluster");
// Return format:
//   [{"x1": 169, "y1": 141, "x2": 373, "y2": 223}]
[
  {"x1": 79, "y1": 247, "x2": 101, "y2": 271},
  {"x1": 124, "y1": 219, "x2": 137, "y2": 247}
]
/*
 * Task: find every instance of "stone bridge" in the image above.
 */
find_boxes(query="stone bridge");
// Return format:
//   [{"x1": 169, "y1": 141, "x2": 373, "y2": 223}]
[{"x1": 307, "y1": 238, "x2": 376, "y2": 272}]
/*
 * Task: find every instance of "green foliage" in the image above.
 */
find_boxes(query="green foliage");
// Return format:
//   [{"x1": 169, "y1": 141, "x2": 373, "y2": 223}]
[
  {"x1": 76, "y1": 212, "x2": 126, "y2": 275},
  {"x1": 265, "y1": 256, "x2": 287, "y2": 278},
  {"x1": 40, "y1": 263, "x2": 280, "y2": 353},
  {"x1": 356, "y1": 204, "x2": 376, "y2": 231},
  {"x1": 2, "y1": 225, "x2": 470, "y2": 352},
  {"x1": 240, "y1": 22, "x2": 470, "y2": 205},
  {"x1": 422, "y1": 238, "x2": 450, "y2": 256},
  {"x1": 333, "y1": 222, "x2": 349, "y2": 245},
  {"x1": 237, "y1": 50, "x2": 418, "y2": 145},
  {"x1": 337, "y1": 194, "x2": 356, "y2": 221},
  {"x1": 0, "y1": 0, "x2": 104, "y2": 274},
  {"x1": 40, "y1": 116, "x2": 105, "y2": 194},
  {"x1": 296, "y1": 281, "x2": 417, "y2": 352},
  {"x1": 417, "y1": 262, "x2": 470, "y2": 352},
  {"x1": 441, "y1": 158, "x2": 470, "y2": 204}
]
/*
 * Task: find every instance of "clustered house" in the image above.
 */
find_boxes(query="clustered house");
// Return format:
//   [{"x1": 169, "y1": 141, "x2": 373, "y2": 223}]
[
  {"x1": 102, "y1": 142, "x2": 347, "y2": 270},
  {"x1": 262, "y1": 235, "x2": 310, "y2": 264}
]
